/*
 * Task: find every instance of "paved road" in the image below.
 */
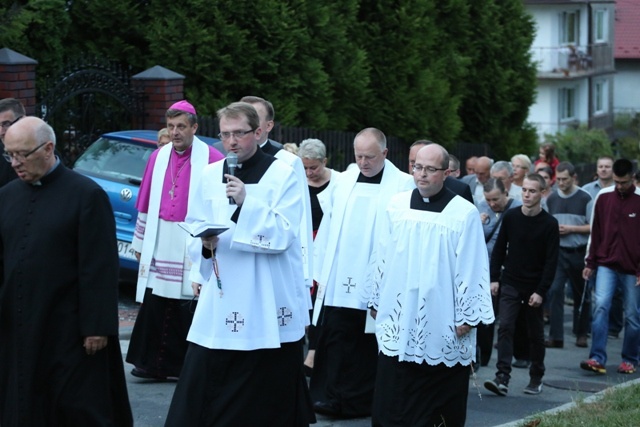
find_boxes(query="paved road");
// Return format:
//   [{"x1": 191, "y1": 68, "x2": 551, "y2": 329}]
[{"x1": 118, "y1": 284, "x2": 635, "y2": 426}]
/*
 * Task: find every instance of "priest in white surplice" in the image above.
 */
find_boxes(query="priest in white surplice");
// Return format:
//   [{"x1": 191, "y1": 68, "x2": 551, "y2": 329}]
[
  {"x1": 310, "y1": 128, "x2": 415, "y2": 419},
  {"x1": 126, "y1": 101, "x2": 223, "y2": 381},
  {"x1": 369, "y1": 144, "x2": 494, "y2": 427},
  {"x1": 165, "y1": 102, "x2": 315, "y2": 426},
  {"x1": 241, "y1": 96, "x2": 314, "y2": 305}
]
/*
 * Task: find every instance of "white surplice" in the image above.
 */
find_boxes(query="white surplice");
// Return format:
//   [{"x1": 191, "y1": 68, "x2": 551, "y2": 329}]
[
  {"x1": 186, "y1": 159, "x2": 308, "y2": 350},
  {"x1": 369, "y1": 191, "x2": 495, "y2": 366},
  {"x1": 274, "y1": 149, "x2": 314, "y2": 308},
  {"x1": 313, "y1": 160, "x2": 415, "y2": 322},
  {"x1": 132, "y1": 138, "x2": 210, "y2": 302}
]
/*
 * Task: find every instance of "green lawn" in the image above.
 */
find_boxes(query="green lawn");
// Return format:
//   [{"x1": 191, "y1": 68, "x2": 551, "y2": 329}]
[{"x1": 518, "y1": 381, "x2": 640, "y2": 426}]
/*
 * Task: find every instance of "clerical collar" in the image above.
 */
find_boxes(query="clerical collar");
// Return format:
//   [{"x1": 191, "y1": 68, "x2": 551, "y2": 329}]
[
  {"x1": 259, "y1": 139, "x2": 281, "y2": 156},
  {"x1": 411, "y1": 185, "x2": 456, "y2": 212},
  {"x1": 419, "y1": 185, "x2": 447, "y2": 203},
  {"x1": 357, "y1": 167, "x2": 384, "y2": 184},
  {"x1": 240, "y1": 147, "x2": 268, "y2": 169},
  {"x1": 173, "y1": 145, "x2": 193, "y2": 156},
  {"x1": 31, "y1": 157, "x2": 61, "y2": 186}
]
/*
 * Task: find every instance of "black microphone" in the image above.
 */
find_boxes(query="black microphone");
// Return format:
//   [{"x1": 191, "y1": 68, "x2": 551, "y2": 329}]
[{"x1": 226, "y1": 153, "x2": 238, "y2": 205}]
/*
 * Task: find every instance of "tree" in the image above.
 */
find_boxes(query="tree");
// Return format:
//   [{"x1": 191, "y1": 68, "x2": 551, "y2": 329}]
[
  {"x1": 0, "y1": 0, "x2": 71, "y2": 89},
  {"x1": 544, "y1": 126, "x2": 613, "y2": 165},
  {"x1": 350, "y1": 0, "x2": 468, "y2": 146},
  {"x1": 456, "y1": 0, "x2": 538, "y2": 159}
]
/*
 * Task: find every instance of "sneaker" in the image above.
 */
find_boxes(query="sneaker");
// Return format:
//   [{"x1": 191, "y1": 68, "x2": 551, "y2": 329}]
[
  {"x1": 580, "y1": 358, "x2": 606, "y2": 374},
  {"x1": 617, "y1": 361, "x2": 636, "y2": 374},
  {"x1": 484, "y1": 376, "x2": 509, "y2": 396},
  {"x1": 524, "y1": 380, "x2": 543, "y2": 395}
]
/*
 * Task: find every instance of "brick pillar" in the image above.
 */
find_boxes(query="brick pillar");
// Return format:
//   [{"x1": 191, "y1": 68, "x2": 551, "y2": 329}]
[
  {"x1": 132, "y1": 66, "x2": 185, "y2": 131},
  {"x1": 0, "y1": 48, "x2": 38, "y2": 115}
]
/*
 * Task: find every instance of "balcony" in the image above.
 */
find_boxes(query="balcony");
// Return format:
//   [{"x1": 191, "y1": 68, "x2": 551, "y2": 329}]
[{"x1": 531, "y1": 44, "x2": 614, "y2": 79}]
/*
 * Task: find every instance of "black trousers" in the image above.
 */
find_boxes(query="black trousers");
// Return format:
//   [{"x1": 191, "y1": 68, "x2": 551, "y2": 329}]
[
  {"x1": 477, "y1": 292, "x2": 530, "y2": 366},
  {"x1": 372, "y1": 355, "x2": 469, "y2": 427},
  {"x1": 309, "y1": 306, "x2": 377, "y2": 417},
  {"x1": 496, "y1": 284, "x2": 546, "y2": 381}
]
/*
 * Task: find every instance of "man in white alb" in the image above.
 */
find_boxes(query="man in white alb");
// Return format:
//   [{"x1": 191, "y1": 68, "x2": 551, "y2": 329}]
[
  {"x1": 165, "y1": 102, "x2": 314, "y2": 426},
  {"x1": 369, "y1": 144, "x2": 494, "y2": 426},
  {"x1": 310, "y1": 128, "x2": 414, "y2": 419}
]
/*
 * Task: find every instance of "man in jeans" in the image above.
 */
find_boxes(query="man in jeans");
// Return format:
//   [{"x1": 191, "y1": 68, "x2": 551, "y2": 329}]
[
  {"x1": 580, "y1": 158, "x2": 640, "y2": 375},
  {"x1": 484, "y1": 173, "x2": 559, "y2": 396}
]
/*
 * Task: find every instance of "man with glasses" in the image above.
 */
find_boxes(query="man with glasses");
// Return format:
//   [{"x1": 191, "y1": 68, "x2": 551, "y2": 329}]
[
  {"x1": 0, "y1": 116, "x2": 133, "y2": 426},
  {"x1": 165, "y1": 102, "x2": 314, "y2": 426},
  {"x1": 369, "y1": 143, "x2": 493, "y2": 426},
  {"x1": 310, "y1": 128, "x2": 414, "y2": 419},
  {"x1": 581, "y1": 158, "x2": 640, "y2": 375},
  {"x1": 408, "y1": 140, "x2": 473, "y2": 204},
  {"x1": 126, "y1": 100, "x2": 223, "y2": 382},
  {"x1": 0, "y1": 98, "x2": 25, "y2": 187}
]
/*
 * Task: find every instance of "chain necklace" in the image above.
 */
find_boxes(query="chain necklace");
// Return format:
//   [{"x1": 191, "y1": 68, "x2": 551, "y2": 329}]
[
  {"x1": 212, "y1": 248, "x2": 223, "y2": 298},
  {"x1": 168, "y1": 152, "x2": 191, "y2": 200}
]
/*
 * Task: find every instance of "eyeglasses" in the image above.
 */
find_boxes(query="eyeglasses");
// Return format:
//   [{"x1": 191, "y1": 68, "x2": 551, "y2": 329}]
[
  {"x1": 412, "y1": 164, "x2": 447, "y2": 175},
  {"x1": 0, "y1": 115, "x2": 23, "y2": 130},
  {"x1": 218, "y1": 129, "x2": 255, "y2": 140},
  {"x1": 3, "y1": 142, "x2": 48, "y2": 163}
]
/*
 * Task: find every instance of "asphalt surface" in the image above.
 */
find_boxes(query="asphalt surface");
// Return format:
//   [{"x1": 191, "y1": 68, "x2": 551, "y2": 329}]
[{"x1": 118, "y1": 285, "x2": 636, "y2": 427}]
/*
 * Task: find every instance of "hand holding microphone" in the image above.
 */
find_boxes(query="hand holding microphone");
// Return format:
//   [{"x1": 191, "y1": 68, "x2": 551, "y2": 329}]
[
  {"x1": 226, "y1": 153, "x2": 238, "y2": 205},
  {"x1": 226, "y1": 153, "x2": 247, "y2": 205}
]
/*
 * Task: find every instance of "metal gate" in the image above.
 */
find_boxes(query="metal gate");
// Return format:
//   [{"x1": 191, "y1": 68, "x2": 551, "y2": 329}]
[{"x1": 37, "y1": 58, "x2": 145, "y2": 165}]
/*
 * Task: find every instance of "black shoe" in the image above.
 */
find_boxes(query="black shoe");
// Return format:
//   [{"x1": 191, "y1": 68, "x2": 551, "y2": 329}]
[
  {"x1": 484, "y1": 376, "x2": 509, "y2": 396},
  {"x1": 524, "y1": 380, "x2": 543, "y2": 395},
  {"x1": 313, "y1": 401, "x2": 342, "y2": 418},
  {"x1": 130, "y1": 367, "x2": 177, "y2": 381},
  {"x1": 544, "y1": 339, "x2": 564, "y2": 348}
]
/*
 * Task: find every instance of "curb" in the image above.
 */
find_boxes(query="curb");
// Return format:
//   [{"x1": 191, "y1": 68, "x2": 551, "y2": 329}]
[{"x1": 493, "y1": 377, "x2": 640, "y2": 427}]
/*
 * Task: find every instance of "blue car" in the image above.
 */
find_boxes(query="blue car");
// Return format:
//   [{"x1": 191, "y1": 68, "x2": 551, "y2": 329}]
[{"x1": 73, "y1": 130, "x2": 221, "y2": 276}]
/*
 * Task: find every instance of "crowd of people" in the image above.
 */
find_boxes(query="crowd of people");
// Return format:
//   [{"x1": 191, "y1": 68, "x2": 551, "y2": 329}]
[{"x1": 0, "y1": 95, "x2": 639, "y2": 426}]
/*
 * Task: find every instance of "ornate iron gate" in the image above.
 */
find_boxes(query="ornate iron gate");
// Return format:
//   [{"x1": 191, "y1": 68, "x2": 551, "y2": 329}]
[{"x1": 37, "y1": 58, "x2": 145, "y2": 165}]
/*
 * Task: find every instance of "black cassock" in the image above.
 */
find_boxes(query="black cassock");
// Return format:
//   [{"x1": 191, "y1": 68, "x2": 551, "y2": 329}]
[{"x1": 0, "y1": 164, "x2": 132, "y2": 426}]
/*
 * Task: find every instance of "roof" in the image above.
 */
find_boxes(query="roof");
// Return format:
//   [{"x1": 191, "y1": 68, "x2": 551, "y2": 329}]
[{"x1": 615, "y1": 0, "x2": 640, "y2": 59}]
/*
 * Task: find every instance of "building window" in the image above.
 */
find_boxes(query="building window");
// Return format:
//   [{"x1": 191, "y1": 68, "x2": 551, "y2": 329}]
[
  {"x1": 560, "y1": 87, "x2": 577, "y2": 121},
  {"x1": 594, "y1": 9, "x2": 608, "y2": 43},
  {"x1": 560, "y1": 11, "x2": 580, "y2": 45},
  {"x1": 594, "y1": 80, "x2": 608, "y2": 114}
]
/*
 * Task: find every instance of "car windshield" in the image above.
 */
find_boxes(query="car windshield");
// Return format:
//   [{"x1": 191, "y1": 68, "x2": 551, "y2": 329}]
[{"x1": 73, "y1": 137, "x2": 153, "y2": 185}]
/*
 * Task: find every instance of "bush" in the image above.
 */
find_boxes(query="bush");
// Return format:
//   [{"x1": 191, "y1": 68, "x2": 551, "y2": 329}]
[
  {"x1": 543, "y1": 126, "x2": 613, "y2": 164},
  {"x1": 613, "y1": 112, "x2": 640, "y2": 161}
]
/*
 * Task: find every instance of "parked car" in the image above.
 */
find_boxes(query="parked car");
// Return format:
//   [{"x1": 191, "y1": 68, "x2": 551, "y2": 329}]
[{"x1": 73, "y1": 130, "x2": 221, "y2": 277}]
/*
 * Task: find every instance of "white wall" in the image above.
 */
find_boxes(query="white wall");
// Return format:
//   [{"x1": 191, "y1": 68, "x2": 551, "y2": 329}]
[{"x1": 614, "y1": 59, "x2": 640, "y2": 113}]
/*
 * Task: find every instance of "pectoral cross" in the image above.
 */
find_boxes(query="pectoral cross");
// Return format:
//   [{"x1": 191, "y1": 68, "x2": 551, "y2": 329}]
[{"x1": 169, "y1": 186, "x2": 175, "y2": 200}]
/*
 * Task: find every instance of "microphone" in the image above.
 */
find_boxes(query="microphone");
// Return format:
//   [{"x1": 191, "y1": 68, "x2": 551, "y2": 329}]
[{"x1": 226, "y1": 153, "x2": 238, "y2": 205}]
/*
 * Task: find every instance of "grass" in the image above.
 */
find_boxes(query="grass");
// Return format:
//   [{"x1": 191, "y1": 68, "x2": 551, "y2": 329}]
[{"x1": 518, "y1": 381, "x2": 640, "y2": 426}]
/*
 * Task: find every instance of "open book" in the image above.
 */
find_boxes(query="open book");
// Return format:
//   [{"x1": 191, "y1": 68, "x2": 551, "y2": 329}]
[{"x1": 177, "y1": 222, "x2": 229, "y2": 238}]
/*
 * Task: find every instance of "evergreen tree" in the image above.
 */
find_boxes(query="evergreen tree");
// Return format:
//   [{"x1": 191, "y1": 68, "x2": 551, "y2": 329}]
[{"x1": 457, "y1": 0, "x2": 538, "y2": 159}]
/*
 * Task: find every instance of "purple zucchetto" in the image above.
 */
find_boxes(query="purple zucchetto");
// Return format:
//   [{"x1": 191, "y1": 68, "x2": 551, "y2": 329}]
[{"x1": 169, "y1": 100, "x2": 197, "y2": 115}]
